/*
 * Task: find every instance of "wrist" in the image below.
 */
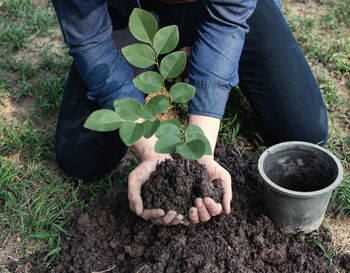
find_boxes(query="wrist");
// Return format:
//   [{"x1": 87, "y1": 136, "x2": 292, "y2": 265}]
[
  {"x1": 133, "y1": 135, "x2": 171, "y2": 161},
  {"x1": 198, "y1": 155, "x2": 214, "y2": 164},
  {"x1": 133, "y1": 136, "x2": 158, "y2": 161},
  {"x1": 189, "y1": 114, "x2": 220, "y2": 155}
]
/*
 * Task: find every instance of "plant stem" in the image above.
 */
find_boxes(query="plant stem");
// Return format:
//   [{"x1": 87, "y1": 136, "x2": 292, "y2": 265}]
[
  {"x1": 180, "y1": 127, "x2": 186, "y2": 142},
  {"x1": 153, "y1": 51, "x2": 176, "y2": 120},
  {"x1": 153, "y1": 50, "x2": 161, "y2": 76}
]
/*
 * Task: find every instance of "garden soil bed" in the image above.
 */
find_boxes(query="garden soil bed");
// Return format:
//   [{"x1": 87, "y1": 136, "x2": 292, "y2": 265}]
[{"x1": 30, "y1": 144, "x2": 341, "y2": 273}]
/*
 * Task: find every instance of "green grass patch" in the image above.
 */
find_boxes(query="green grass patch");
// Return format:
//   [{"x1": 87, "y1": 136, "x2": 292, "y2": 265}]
[{"x1": 0, "y1": 0, "x2": 57, "y2": 53}]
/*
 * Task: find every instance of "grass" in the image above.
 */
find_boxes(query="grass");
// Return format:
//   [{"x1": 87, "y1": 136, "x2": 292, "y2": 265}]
[
  {"x1": 308, "y1": 237, "x2": 334, "y2": 266},
  {"x1": 0, "y1": 0, "x2": 57, "y2": 53},
  {"x1": 0, "y1": 116, "x2": 136, "y2": 263},
  {"x1": 0, "y1": 0, "x2": 349, "y2": 269}
]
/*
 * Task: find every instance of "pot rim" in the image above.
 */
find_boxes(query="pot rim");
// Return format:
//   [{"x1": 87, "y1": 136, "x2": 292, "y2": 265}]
[{"x1": 258, "y1": 141, "x2": 343, "y2": 198}]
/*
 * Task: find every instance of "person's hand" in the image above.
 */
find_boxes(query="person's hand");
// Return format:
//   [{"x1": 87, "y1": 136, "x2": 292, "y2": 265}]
[
  {"x1": 187, "y1": 157, "x2": 232, "y2": 224},
  {"x1": 128, "y1": 136, "x2": 185, "y2": 225},
  {"x1": 186, "y1": 114, "x2": 233, "y2": 224}
]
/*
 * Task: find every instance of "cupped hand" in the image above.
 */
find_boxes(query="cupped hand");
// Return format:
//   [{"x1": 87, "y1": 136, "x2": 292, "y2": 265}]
[
  {"x1": 128, "y1": 152, "x2": 184, "y2": 225},
  {"x1": 188, "y1": 157, "x2": 232, "y2": 224}
]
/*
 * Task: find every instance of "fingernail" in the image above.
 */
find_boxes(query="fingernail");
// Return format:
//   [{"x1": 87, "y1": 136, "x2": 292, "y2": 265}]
[
  {"x1": 204, "y1": 198, "x2": 211, "y2": 206},
  {"x1": 195, "y1": 198, "x2": 203, "y2": 208}
]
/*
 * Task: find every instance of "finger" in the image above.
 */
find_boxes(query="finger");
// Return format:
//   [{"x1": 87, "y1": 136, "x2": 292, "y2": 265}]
[
  {"x1": 222, "y1": 189, "x2": 232, "y2": 214},
  {"x1": 181, "y1": 218, "x2": 191, "y2": 226},
  {"x1": 129, "y1": 202, "x2": 136, "y2": 214},
  {"x1": 128, "y1": 169, "x2": 144, "y2": 215},
  {"x1": 163, "y1": 210, "x2": 177, "y2": 224},
  {"x1": 203, "y1": 197, "x2": 222, "y2": 216},
  {"x1": 151, "y1": 218, "x2": 164, "y2": 225},
  {"x1": 169, "y1": 214, "x2": 183, "y2": 225},
  {"x1": 189, "y1": 207, "x2": 199, "y2": 224},
  {"x1": 128, "y1": 193, "x2": 143, "y2": 216},
  {"x1": 195, "y1": 198, "x2": 211, "y2": 222},
  {"x1": 141, "y1": 209, "x2": 165, "y2": 220},
  {"x1": 221, "y1": 177, "x2": 232, "y2": 214}
]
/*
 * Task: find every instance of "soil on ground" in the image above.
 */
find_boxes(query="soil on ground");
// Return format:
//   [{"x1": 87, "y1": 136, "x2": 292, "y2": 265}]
[
  {"x1": 340, "y1": 254, "x2": 350, "y2": 271},
  {"x1": 142, "y1": 154, "x2": 223, "y2": 217},
  {"x1": 29, "y1": 144, "x2": 340, "y2": 273}
]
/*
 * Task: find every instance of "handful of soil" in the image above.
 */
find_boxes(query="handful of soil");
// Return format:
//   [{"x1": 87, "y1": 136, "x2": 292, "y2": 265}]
[{"x1": 141, "y1": 154, "x2": 223, "y2": 217}]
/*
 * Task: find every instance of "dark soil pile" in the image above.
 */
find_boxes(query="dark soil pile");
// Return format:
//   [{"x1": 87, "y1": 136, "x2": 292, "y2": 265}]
[
  {"x1": 31, "y1": 145, "x2": 336, "y2": 273},
  {"x1": 142, "y1": 154, "x2": 223, "y2": 216},
  {"x1": 340, "y1": 254, "x2": 350, "y2": 271}
]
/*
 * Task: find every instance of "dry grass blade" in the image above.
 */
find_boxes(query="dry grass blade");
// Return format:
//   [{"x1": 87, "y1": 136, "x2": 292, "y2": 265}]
[
  {"x1": 91, "y1": 265, "x2": 116, "y2": 273},
  {"x1": 136, "y1": 264, "x2": 146, "y2": 273}
]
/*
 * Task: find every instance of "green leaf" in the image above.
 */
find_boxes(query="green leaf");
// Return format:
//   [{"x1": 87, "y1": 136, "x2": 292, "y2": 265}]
[
  {"x1": 186, "y1": 124, "x2": 204, "y2": 135},
  {"x1": 119, "y1": 121, "x2": 144, "y2": 146},
  {"x1": 114, "y1": 98, "x2": 141, "y2": 121},
  {"x1": 143, "y1": 119, "x2": 160, "y2": 138},
  {"x1": 155, "y1": 135, "x2": 182, "y2": 154},
  {"x1": 121, "y1": 44, "x2": 155, "y2": 68},
  {"x1": 141, "y1": 103, "x2": 157, "y2": 120},
  {"x1": 161, "y1": 119, "x2": 181, "y2": 129},
  {"x1": 84, "y1": 109, "x2": 123, "y2": 132},
  {"x1": 187, "y1": 131, "x2": 211, "y2": 150},
  {"x1": 186, "y1": 133, "x2": 212, "y2": 156},
  {"x1": 170, "y1": 83, "x2": 196, "y2": 103},
  {"x1": 176, "y1": 139, "x2": 206, "y2": 160},
  {"x1": 186, "y1": 125, "x2": 212, "y2": 155},
  {"x1": 155, "y1": 123, "x2": 181, "y2": 138},
  {"x1": 133, "y1": 71, "x2": 163, "y2": 94},
  {"x1": 148, "y1": 95, "x2": 168, "y2": 113},
  {"x1": 153, "y1": 25, "x2": 179, "y2": 55},
  {"x1": 160, "y1": 51, "x2": 186, "y2": 79},
  {"x1": 129, "y1": 8, "x2": 158, "y2": 43}
]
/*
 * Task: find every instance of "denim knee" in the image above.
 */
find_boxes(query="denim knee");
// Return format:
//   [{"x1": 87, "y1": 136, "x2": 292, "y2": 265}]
[
  {"x1": 57, "y1": 143, "x2": 128, "y2": 181},
  {"x1": 268, "y1": 113, "x2": 329, "y2": 146},
  {"x1": 56, "y1": 153, "x2": 104, "y2": 181},
  {"x1": 296, "y1": 120, "x2": 328, "y2": 146}
]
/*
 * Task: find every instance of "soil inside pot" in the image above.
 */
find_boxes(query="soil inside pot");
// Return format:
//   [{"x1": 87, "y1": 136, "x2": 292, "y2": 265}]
[
  {"x1": 268, "y1": 168, "x2": 328, "y2": 192},
  {"x1": 141, "y1": 154, "x2": 223, "y2": 217},
  {"x1": 30, "y1": 144, "x2": 336, "y2": 273},
  {"x1": 263, "y1": 152, "x2": 337, "y2": 192}
]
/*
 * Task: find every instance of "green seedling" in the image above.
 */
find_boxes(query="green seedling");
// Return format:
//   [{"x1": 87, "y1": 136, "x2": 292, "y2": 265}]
[
  {"x1": 84, "y1": 8, "x2": 211, "y2": 161},
  {"x1": 307, "y1": 238, "x2": 334, "y2": 266}
]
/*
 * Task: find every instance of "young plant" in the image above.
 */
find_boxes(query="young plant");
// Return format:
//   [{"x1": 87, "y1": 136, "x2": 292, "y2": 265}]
[{"x1": 84, "y1": 8, "x2": 211, "y2": 160}]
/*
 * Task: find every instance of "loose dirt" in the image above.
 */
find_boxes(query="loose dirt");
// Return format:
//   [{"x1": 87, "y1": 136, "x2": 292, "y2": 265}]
[
  {"x1": 27, "y1": 144, "x2": 344, "y2": 273},
  {"x1": 142, "y1": 154, "x2": 223, "y2": 217}
]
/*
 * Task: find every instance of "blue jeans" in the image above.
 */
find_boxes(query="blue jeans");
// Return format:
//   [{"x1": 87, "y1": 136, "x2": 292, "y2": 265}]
[{"x1": 56, "y1": 0, "x2": 328, "y2": 180}]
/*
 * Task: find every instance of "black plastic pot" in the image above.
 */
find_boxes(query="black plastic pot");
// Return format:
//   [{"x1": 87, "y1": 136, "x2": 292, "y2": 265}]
[{"x1": 258, "y1": 141, "x2": 343, "y2": 233}]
